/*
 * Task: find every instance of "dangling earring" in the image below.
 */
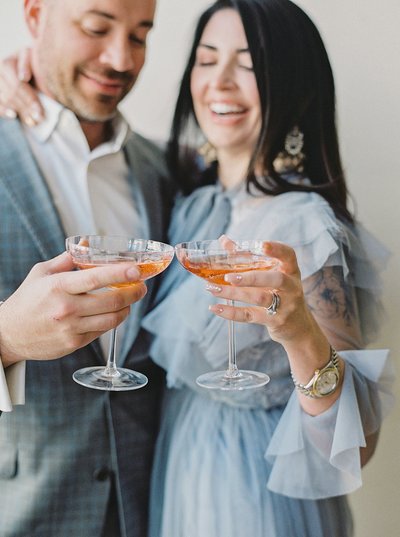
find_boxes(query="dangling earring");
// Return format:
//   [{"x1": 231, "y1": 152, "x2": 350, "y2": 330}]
[
  {"x1": 273, "y1": 126, "x2": 305, "y2": 174},
  {"x1": 198, "y1": 141, "x2": 218, "y2": 165}
]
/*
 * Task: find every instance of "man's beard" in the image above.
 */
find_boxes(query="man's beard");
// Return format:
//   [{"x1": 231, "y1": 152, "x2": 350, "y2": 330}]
[{"x1": 47, "y1": 67, "x2": 135, "y2": 122}]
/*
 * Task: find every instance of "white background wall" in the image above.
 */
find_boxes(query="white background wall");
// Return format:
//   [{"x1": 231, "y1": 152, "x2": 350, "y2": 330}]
[{"x1": 1, "y1": 1, "x2": 399, "y2": 535}]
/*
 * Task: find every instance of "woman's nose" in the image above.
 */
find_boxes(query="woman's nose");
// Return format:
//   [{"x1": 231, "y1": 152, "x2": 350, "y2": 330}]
[{"x1": 209, "y1": 63, "x2": 236, "y2": 90}]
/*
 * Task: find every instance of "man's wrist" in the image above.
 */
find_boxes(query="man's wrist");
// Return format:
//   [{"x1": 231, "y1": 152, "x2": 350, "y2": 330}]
[{"x1": 0, "y1": 300, "x2": 16, "y2": 368}]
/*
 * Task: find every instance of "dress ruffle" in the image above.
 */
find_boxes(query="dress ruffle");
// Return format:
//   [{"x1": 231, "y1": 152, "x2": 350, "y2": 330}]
[
  {"x1": 266, "y1": 349, "x2": 394, "y2": 498},
  {"x1": 142, "y1": 187, "x2": 394, "y2": 510},
  {"x1": 143, "y1": 190, "x2": 390, "y2": 392}
]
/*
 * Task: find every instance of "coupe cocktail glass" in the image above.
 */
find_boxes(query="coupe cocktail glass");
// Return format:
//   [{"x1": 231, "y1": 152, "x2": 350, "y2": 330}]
[
  {"x1": 66, "y1": 235, "x2": 174, "y2": 391},
  {"x1": 175, "y1": 239, "x2": 276, "y2": 390}
]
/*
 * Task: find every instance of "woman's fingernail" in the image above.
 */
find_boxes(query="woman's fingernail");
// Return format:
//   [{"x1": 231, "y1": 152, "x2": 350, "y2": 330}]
[
  {"x1": 206, "y1": 283, "x2": 222, "y2": 293},
  {"x1": 24, "y1": 115, "x2": 35, "y2": 127},
  {"x1": 225, "y1": 274, "x2": 242, "y2": 283},
  {"x1": 31, "y1": 107, "x2": 43, "y2": 122},
  {"x1": 209, "y1": 305, "x2": 224, "y2": 314},
  {"x1": 4, "y1": 108, "x2": 17, "y2": 119},
  {"x1": 18, "y1": 70, "x2": 30, "y2": 82}
]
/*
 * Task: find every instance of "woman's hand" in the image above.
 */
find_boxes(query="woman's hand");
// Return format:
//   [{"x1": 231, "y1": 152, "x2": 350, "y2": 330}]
[
  {"x1": 0, "y1": 48, "x2": 44, "y2": 125},
  {"x1": 206, "y1": 240, "x2": 344, "y2": 415},
  {"x1": 207, "y1": 241, "x2": 317, "y2": 347},
  {"x1": 207, "y1": 238, "x2": 378, "y2": 462}
]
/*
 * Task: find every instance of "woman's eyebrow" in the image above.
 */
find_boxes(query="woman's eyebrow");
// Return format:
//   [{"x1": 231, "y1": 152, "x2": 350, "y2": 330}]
[{"x1": 197, "y1": 43, "x2": 250, "y2": 54}]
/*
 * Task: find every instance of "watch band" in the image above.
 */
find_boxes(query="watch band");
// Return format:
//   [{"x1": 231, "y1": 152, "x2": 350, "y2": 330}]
[{"x1": 291, "y1": 346, "x2": 340, "y2": 398}]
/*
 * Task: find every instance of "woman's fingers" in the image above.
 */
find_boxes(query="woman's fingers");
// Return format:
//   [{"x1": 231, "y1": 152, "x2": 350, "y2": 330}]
[
  {"x1": 206, "y1": 273, "x2": 294, "y2": 307},
  {"x1": 206, "y1": 242, "x2": 306, "y2": 331},
  {"x1": 16, "y1": 48, "x2": 33, "y2": 82},
  {"x1": 1, "y1": 83, "x2": 44, "y2": 125},
  {"x1": 0, "y1": 104, "x2": 17, "y2": 118},
  {"x1": 0, "y1": 51, "x2": 44, "y2": 124},
  {"x1": 209, "y1": 298, "x2": 283, "y2": 325},
  {"x1": 262, "y1": 241, "x2": 300, "y2": 277}
]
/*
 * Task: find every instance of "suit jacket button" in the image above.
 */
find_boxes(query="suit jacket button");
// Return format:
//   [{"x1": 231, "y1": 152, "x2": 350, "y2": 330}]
[{"x1": 93, "y1": 467, "x2": 111, "y2": 481}]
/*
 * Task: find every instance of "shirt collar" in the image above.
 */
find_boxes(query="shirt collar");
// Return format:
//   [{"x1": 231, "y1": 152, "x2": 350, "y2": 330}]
[{"x1": 29, "y1": 92, "x2": 130, "y2": 153}]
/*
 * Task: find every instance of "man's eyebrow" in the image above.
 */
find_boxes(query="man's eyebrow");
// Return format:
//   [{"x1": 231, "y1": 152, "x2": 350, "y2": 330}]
[
  {"x1": 85, "y1": 10, "x2": 153, "y2": 28},
  {"x1": 197, "y1": 43, "x2": 250, "y2": 53}
]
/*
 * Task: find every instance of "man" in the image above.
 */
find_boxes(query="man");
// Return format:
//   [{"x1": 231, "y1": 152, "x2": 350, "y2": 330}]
[{"x1": 0, "y1": 0, "x2": 174, "y2": 535}]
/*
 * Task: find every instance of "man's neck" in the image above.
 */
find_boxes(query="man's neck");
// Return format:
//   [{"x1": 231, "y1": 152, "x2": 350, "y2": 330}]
[
  {"x1": 79, "y1": 119, "x2": 114, "y2": 151},
  {"x1": 31, "y1": 83, "x2": 115, "y2": 151}
]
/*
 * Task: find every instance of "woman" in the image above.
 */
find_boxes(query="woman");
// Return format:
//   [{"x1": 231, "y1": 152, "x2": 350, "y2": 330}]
[
  {"x1": 141, "y1": 1, "x2": 393, "y2": 536},
  {"x1": 0, "y1": 1, "x2": 393, "y2": 535}
]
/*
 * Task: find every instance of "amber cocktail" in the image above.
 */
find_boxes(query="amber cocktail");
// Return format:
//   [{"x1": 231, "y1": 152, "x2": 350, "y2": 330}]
[
  {"x1": 66, "y1": 235, "x2": 174, "y2": 391},
  {"x1": 175, "y1": 240, "x2": 276, "y2": 390}
]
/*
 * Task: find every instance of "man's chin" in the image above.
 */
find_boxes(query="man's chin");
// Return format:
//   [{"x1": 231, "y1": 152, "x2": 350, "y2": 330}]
[
  {"x1": 71, "y1": 101, "x2": 119, "y2": 123},
  {"x1": 64, "y1": 91, "x2": 122, "y2": 122},
  {"x1": 76, "y1": 110, "x2": 118, "y2": 123}
]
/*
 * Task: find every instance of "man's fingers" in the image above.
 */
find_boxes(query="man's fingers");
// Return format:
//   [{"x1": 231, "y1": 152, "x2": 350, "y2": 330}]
[
  {"x1": 61, "y1": 263, "x2": 143, "y2": 295},
  {"x1": 68, "y1": 284, "x2": 147, "y2": 317},
  {"x1": 74, "y1": 309, "x2": 132, "y2": 335},
  {"x1": 30, "y1": 251, "x2": 75, "y2": 278}
]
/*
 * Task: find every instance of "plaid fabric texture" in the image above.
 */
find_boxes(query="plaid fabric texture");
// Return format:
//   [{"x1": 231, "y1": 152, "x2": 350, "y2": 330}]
[{"x1": 0, "y1": 119, "x2": 173, "y2": 536}]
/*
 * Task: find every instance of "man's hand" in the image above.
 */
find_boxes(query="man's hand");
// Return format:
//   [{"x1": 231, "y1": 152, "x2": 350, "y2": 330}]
[
  {"x1": 0, "y1": 252, "x2": 147, "y2": 367},
  {"x1": 0, "y1": 48, "x2": 44, "y2": 126}
]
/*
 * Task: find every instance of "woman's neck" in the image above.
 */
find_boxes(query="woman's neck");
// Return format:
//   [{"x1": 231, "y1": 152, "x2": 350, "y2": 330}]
[{"x1": 217, "y1": 150, "x2": 250, "y2": 190}]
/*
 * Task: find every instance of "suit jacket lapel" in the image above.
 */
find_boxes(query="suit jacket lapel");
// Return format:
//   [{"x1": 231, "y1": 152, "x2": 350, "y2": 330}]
[
  {"x1": 0, "y1": 119, "x2": 66, "y2": 259},
  {"x1": 118, "y1": 134, "x2": 168, "y2": 365},
  {"x1": 0, "y1": 120, "x2": 106, "y2": 364},
  {"x1": 0, "y1": 122, "x2": 169, "y2": 366}
]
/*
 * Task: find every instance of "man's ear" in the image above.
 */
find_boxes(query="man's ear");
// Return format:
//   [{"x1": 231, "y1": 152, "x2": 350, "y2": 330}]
[{"x1": 24, "y1": 0, "x2": 44, "y2": 38}]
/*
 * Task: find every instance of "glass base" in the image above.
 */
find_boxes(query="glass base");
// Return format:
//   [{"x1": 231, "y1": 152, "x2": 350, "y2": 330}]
[
  {"x1": 72, "y1": 366, "x2": 148, "y2": 391},
  {"x1": 196, "y1": 369, "x2": 270, "y2": 391}
]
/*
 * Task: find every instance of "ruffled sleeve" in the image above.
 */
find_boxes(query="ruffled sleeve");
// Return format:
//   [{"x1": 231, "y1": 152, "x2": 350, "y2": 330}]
[
  {"x1": 245, "y1": 191, "x2": 389, "y2": 343},
  {"x1": 143, "y1": 187, "x2": 394, "y2": 442},
  {"x1": 265, "y1": 349, "x2": 394, "y2": 498}
]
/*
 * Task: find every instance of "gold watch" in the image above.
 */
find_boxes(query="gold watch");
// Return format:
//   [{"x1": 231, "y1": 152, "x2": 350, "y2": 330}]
[{"x1": 291, "y1": 347, "x2": 340, "y2": 398}]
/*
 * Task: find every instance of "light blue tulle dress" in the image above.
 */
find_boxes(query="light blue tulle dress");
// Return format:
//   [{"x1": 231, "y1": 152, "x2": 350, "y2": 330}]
[{"x1": 142, "y1": 182, "x2": 394, "y2": 537}]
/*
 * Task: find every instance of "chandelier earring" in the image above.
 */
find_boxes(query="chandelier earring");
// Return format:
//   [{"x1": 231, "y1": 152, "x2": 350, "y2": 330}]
[
  {"x1": 273, "y1": 126, "x2": 305, "y2": 174},
  {"x1": 198, "y1": 141, "x2": 218, "y2": 166}
]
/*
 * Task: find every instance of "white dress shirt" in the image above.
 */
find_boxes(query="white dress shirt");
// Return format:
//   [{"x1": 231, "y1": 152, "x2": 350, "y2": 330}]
[{"x1": 0, "y1": 94, "x2": 141, "y2": 411}]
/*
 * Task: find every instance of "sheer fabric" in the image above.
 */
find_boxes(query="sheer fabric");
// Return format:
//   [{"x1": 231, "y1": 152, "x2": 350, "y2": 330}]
[{"x1": 142, "y1": 185, "x2": 393, "y2": 537}]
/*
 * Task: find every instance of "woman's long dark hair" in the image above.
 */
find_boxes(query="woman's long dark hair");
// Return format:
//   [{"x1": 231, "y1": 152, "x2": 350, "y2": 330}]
[{"x1": 168, "y1": 0, "x2": 352, "y2": 222}]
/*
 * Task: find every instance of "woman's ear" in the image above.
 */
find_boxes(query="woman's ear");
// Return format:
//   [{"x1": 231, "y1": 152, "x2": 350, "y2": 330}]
[{"x1": 24, "y1": 0, "x2": 44, "y2": 39}]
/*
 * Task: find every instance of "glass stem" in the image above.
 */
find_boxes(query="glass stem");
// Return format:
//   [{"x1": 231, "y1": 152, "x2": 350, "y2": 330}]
[
  {"x1": 226, "y1": 300, "x2": 240, "y2": 378},
  {"x1": 103, "y1": 328, "x2": 121, "y2": 378}
]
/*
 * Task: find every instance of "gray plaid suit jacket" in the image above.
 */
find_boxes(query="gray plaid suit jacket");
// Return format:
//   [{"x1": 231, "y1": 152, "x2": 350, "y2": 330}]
[{"x1": 0, "y1": 118, "x2": 174, "y2": 537}]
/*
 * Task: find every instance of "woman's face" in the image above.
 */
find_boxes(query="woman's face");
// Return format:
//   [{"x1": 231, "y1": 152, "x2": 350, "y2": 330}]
[{"x1": 190, "y1": 8, "x2": 261, "y2": 160}]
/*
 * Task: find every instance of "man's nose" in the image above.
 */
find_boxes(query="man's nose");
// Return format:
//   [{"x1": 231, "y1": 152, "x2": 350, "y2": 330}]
[{"x1": 99, "y1": 37, "x2": 136, "y2": 73}]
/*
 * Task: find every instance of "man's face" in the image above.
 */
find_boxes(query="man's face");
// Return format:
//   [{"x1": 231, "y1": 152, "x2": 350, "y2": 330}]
[{"x1": 26, "y1": 0, "x2": 156, "y2": 121}]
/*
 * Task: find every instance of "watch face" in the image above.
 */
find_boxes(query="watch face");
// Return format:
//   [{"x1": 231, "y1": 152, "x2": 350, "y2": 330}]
[{"x1": 315, "y1": 368, "x2": 339, "y2": 395}]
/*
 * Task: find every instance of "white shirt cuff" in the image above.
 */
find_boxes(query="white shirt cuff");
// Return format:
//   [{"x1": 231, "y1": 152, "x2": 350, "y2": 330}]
[{"x1": 0, "y1": 360, "x2": 26, "y2": 412}]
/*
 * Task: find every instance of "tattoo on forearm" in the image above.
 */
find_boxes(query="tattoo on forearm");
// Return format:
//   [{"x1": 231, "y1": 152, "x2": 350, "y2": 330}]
[{"x1": 304, "y1": 266, "x2": 356, "y2": 325}]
